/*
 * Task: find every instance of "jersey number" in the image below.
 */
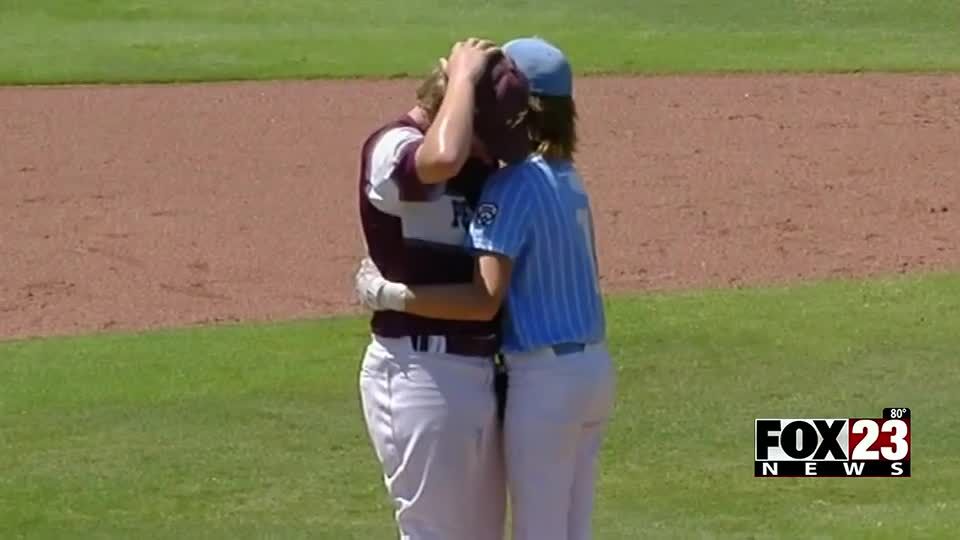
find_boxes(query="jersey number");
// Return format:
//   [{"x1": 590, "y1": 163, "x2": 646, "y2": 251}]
[{"x1": 576, "y1": 208, "x2": 601, "y2": 295}]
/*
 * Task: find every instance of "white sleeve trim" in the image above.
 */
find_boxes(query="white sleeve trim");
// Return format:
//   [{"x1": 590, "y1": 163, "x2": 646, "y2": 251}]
[{"x1": 366, "y1": 127, "x2": 424, "y2": 215}]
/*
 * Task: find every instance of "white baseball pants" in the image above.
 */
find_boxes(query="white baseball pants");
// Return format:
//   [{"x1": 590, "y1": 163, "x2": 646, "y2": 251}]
[
  {"x1": 359, "y1": 335, "x2": 506, "y2": 540},
  {"x1": 503, "y1": 343, "x2": 616, "y2": 540}
]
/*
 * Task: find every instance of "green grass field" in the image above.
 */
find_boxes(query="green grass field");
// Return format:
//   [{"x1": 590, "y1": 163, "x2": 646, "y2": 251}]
[
  {"x1": 3, "y1": 0, "x2": 960, "y2": 538},
  {"x1": 1, "y1": 0, "x2": 960, "y2": 83},
  {"x1": 3, "y1": 274, "x2": 959, "y2": 539}
]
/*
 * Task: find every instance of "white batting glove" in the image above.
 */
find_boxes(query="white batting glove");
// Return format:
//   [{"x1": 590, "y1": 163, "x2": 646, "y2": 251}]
[{"x1": 354, "y1": 257, "x2": 411, "y2": 312}]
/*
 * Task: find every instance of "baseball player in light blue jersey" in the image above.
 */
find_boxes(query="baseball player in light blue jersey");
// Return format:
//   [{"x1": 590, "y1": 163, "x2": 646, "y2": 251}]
[{"x1": 356, "y1": 37, "x2": 615, "y2": 540}]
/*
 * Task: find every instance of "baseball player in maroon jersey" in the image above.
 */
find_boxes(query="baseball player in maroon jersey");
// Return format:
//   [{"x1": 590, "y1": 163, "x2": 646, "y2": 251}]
[{"x1": 355, "y1": 38, "x2": 529, "y2": 540}]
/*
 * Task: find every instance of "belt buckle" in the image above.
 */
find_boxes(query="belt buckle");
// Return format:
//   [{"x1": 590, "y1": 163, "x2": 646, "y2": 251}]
[{"x1": 551, "y1": 342, "x2": 586, "y2": 356}]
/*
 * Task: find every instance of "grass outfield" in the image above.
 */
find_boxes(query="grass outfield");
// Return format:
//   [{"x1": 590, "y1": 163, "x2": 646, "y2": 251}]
[
  {"x1": 1, "y1": 0, "x2": 959, "y2": 84},
  {"x1": 2, "y1": 273, "x2": 958, "y2": 539}
]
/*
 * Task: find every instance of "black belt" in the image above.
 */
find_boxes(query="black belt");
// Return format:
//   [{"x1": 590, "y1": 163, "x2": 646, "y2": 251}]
[
  {"x1": 550, "y1": 342, "x2": 587, "y2": 356},
  {"x1": 409, "y1": 334, "x2": 499, "y2": 357}
]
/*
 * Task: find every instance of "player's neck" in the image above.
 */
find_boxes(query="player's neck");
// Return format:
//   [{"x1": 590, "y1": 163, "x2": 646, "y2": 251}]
[
  {"x1": 536, "y1": 145, "x2": 574, "y2": 163},
  {"x1": 406, "y1": 107, "x2": 430, "y2": 130},
  {"x1": 537, "y1": 150, "x2": 574, "y2": 165}
]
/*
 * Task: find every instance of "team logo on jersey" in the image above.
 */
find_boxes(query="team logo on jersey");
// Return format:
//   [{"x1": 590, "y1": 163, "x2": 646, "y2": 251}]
[{"x1": 475, "y1": 203, "x2": 498, "y2": 226}]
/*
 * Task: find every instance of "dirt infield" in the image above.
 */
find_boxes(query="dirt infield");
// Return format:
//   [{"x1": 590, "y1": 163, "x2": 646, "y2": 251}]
[{"x1": 2, "y1": 74, "x2": 959, "y2": 340}]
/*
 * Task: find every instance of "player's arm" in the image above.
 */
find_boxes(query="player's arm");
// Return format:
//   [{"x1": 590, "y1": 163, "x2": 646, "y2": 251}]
[
  {"x1": 367, "y1": 39, "x2": 498, "y2": 211},
  {"x1": 399, "y1": 254, "x2": 511, "y2": 321},
  {"x1": 355, "y1": 168, "x2": 531, "y2": 320},
  {"x1": 416, "y1": 39, "x2": 498, "y2": 184},
  {"x1": 355, "y1": 250, "x2": 513, "y2": 322}
]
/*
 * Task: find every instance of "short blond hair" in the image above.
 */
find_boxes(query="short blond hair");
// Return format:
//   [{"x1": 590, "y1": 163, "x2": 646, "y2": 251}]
[{"x1": 527, "y1": 94, "x2": 577, "y2": 160}]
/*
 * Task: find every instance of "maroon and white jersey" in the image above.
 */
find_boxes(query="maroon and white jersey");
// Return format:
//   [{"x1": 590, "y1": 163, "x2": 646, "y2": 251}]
[{"x1": 358, "y1": 116, "x2": 499, "y2": 338}]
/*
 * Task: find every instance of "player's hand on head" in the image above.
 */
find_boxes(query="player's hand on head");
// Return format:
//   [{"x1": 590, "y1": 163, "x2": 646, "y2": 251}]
[{"x1": 445, "y1": 37, "x2": 499, "y2": 84}]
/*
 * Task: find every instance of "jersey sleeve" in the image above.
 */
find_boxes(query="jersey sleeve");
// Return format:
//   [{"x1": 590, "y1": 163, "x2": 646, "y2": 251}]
[
  {"x1": 467, "y1": 166, "x2": 534, "y2": 259},
  {"x1": 366, "y1": 127, "x2": 433, "y2": 214}
]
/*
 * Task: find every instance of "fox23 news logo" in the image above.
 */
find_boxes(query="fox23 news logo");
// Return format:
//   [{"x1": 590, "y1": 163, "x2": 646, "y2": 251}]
[{"x1": 755, "y1": 408, "x2": 911, "y2": 477}]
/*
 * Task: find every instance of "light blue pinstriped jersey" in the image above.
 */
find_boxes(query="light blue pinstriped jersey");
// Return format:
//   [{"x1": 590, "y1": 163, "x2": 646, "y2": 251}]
[{"x1": 467, "y1": 155, "x2": 605, "y2": 353}]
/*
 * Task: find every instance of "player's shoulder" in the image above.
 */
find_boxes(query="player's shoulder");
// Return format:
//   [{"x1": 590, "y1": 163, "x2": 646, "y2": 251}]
[
  {"x1": 369, "y1": 123, "x2": 423, "y2": 156},
  {"x1": 364, "y1": 120, "x2": 424, "y2": 183},
  {"x1": 363, "y1": 116, "x2": 422, "y2": 157}
]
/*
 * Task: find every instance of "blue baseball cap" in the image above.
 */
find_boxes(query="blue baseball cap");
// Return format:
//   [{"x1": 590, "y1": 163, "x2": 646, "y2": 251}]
[{"x1": 502, "y1": 37, "x2": 572, "y2": 97}]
